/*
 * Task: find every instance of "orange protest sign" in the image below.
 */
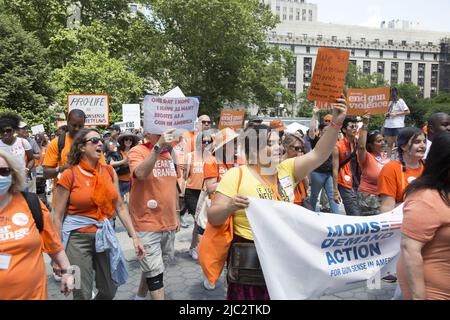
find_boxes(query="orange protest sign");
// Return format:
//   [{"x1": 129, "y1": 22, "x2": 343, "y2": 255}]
[
  {"x1": 347, "y1": 87, "x2": 391, "y2": 116},
  {"x1": 307, "y1": 48, "x2": 350, "y2": 103},
  {"x1": 218, "y1": 110, "x2": 245, "y2": 130}
]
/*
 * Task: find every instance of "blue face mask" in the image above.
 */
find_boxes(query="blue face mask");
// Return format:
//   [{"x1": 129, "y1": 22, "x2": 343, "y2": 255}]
[{"x1": 0, "y1": 175, "x2": 12, "y2": 195}]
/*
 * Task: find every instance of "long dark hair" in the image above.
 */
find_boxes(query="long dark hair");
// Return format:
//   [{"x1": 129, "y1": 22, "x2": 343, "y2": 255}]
[
  {"x1": 67, "y1": 128, "x2": 100, "y2": 166},
  {"x1": 405, "y1": 132, "x2": 450, "y2": 205},
  {"x1": 397, "y1": 127, "x2": 424, "y2": 172}
]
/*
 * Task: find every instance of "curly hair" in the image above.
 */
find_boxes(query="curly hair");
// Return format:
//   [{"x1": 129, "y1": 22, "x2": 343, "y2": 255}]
[
  {"x1": 67, "y1": 128, "x2": 100, "y2": 166},
  {"x1": 0, "y1": 113, "x2": 21, "y2": 131}
]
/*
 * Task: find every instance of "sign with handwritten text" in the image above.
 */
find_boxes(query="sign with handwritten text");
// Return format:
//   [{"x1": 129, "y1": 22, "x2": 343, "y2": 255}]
[
  {"x1": 347, "y1": 88, "x2": 391, "y2": 116},
  {"x1": 143, "y1": 96, "x2": 199, "y2": 134},
  {"x1": 307, "y1": 48, "x2": 350, "y2": 103},
  {"x1": 218, "y1": 110, "x2": 245, "y2": 130}
]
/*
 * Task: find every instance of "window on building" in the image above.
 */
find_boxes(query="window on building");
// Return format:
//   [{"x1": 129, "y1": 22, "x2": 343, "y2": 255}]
[
  {"x1": 402, "y1": 40, "x2": 407, "y2": 46},
  {"x1": 431, "y1": 64, "x2": 439, "y2": 87},
  {"x1": 304, "y1": 57, "x2": 312, "y2": 83},
  {"x1": 393, "y1": 51, "x2": 397, "y2": 59},
  {"x1": 407, "y1": 52, "x2": 411, "y2": 59},
  {"x1": 303, "y1": 33, "x2": 308, "y2": 40},
  {"x1": 289, "y1": 15, "x2": 293, "y2": 21},
  {"x1": 351, "y1": 49, "x2": 355, "y2": 56},
  {"x1": 283, "y1": 14, "x2": 287, "y2": 20},
  {"x1": 332, "y1": 36, "x2": 337, "y2": 42},
  {"x1": 276, "y1": 6, "x2": 280, "y2": 11},
  {"x1": 377, "y1": 61, "x2": 385, "y2": 75},
  {"x1": 287, "y1": 32, "x2": 293, "y2": 38},
  {"x1": 388, "y1": 40, "x2": 394, "y2": 45},
  {"x1": 405, "y1": 63, "x2": 412, "y2": 83},
  {"x1": 361, "y1": 38, "x2": 366, "y2": 43},
  {"x1": 350, "y1": 60, "x2": 357, "y2": 65},
  {"x1": 434, "y1": 53, "x2": 438, "y2": 61},
  {"x1": 347, "y1": 36, "x2": 352, "y2": 43},
  {"x1": 375, "y1": 39, "x2": 380, "y2": 44},
  {"x1": 363, "y1": 61, "x2": 371, "y2": 74},
  {"x1": 296, "y1": 11, "x2": 300, "y2": 20},
  {"x1": 380, "y1": 51, "x2": 383, "y2": 58},
  {"x1": 306, "y1": 46, "x2": 310, "y2": 53},
  {"x1": 415, "y1": 41, "x2": 420, "y2": 46},
  {"x1": 391, "y1": 62, "x2": 399, "y2": 85},
  {"x1": 428, "y1": 42, "x2": 433, "y2": 46},
  {"x1": 317, "y1": 34, "x2": 323, "y2": 41},
  {"x1": 420, "y1": 53, "x2": 424, "y2": 60},
  {"x1": 365, "y1": 50, "x2": 370, "y2": 57},
  {"x1": 418, "y1": 64, "x2": 425, "y2": 87}
]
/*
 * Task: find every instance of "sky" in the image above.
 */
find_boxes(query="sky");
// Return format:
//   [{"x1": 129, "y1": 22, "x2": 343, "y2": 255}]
[{"x1": 312, "y1": 0, "x2": 450, "y2": 32}]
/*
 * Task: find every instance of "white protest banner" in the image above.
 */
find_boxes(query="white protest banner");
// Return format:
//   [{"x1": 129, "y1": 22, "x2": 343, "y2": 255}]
[
  {"x1": 143, "y1": 96, "x2": 199, "y2": 134},
  {"x1": 122, "y1": 104, "x2": 141, "y2": 129},
  {"x1": 68, "y1": 94, "x2": 109, "y2": 126},
  {"x1": 246, "y1": 198, "x2": 403, "y2": 300},
  {"x1": 163, "y1": 86, "x2": 185, "y2": 98},
  {"x1": 31, "y1": 124, "x2": 45, "y2": 135},
  {"x1": 115, "y1": 121, "x2": 135, "y2": 132}
]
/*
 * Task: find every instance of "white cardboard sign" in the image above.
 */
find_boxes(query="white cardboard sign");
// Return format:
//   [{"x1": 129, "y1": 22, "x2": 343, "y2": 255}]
[
  {"x1": 143, "y1": 96, "x2": 199, "y2": 134},
  {"x1": 67, "y1": 94, "x2": 109, "y2": 126},
  {"x1": 31, "y1": 124, "x2": 45, "y2": 135},
  {"x1": 122, "y1": 104, "x2": 141, "y2": 129},
  {"x1": 115, "y1": 121, "x2": 135, "y2": 132}
]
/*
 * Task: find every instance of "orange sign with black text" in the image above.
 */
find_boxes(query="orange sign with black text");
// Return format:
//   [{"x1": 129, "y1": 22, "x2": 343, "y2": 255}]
[
  {"x1": 346, "y1": 87, "x2": 391, "y2": 116},
  {"x1": 307, "y1": 48, "x2": 350, "y2": 103},
  {"x1": 218, "y1": 110, "x2": 245, "y2": 130}
]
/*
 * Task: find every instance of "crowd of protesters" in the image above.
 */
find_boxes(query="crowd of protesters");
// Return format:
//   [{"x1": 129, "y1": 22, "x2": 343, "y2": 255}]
[{"x1": 0, "y1": 86, "x2": 449, "y2": 301}]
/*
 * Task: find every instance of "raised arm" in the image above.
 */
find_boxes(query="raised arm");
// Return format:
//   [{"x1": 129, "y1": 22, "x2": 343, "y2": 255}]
[
  {"x1": 332, "y1": 146, "x2": 342, "y2": 204},
  {"x1": 358, "y1": 111, "x2": 370, "y2": 163},
  {"x1": 293, "y1": 98, "x2": 347, "y2": 182},
  {"x1": 134, "y1": 129, "x2": 175, "y2": 180}
]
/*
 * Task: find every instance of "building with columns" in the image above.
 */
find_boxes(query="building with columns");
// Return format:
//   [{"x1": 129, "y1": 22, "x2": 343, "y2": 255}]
[{"x1": 262, "y1": 0, "x2": 450, "y2": 99}]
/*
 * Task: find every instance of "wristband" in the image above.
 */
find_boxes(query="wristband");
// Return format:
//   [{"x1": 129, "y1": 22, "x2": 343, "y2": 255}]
[{"x1": 330, "y1": 120, "x2": 343, "y2": 130}]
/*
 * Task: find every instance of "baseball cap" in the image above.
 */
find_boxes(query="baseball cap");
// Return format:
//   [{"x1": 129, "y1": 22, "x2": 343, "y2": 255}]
[{"x1": 18, "y1": 121, "x2": 28, "y2": 128}]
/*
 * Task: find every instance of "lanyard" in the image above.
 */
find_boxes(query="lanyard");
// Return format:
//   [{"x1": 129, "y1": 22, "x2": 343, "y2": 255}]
[{"x1": 254, "y1": 165, "x2": 284, "y2": 201}]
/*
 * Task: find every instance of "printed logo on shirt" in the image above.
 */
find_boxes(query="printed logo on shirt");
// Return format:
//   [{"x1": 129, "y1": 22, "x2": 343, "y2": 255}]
[
  {"x1": 12, "y1": 213, "x2": 29, "y2": 227},
  {"x1": 0, "y1": 225, "x2": 30, "y2": 241},
  {"x1": 256, "y1": 184, "x2": 275, "y2": 200},
  {"x1": 407, "y1": 176, "x2": 417, "y2": 184},
  {"x1": 344, "y1": 175, "x2": 351, "y2": 182},
  {"x1": 193, "y1": 161, "x2": 204, "y2": 174},
  {"x1": 152, "y1": 159, "x2": 177, "y2": 177}
]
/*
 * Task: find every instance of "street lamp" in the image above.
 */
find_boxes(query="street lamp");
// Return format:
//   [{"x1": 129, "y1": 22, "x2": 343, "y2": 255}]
[{"x1": 275, "y1": 91, "x2": 283, "y2": 117}]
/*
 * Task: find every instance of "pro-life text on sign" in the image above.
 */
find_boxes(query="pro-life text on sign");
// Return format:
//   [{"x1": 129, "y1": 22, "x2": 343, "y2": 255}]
[
  {"x1": 143, "y1": 96, "x2": 199, "y2": 134},
  {"x1": 68, "y1": 94, "x2": 109, "y2": 126}
]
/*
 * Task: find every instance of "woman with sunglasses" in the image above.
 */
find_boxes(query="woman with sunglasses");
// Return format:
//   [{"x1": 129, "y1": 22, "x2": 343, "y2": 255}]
[
  {"x1": 108, "y1": 132, "x2": 140, "y2": 201},
  {"x1": 207, "y1": 99, "x2": 347, "y2": 300},
  {"x1": 0, "y1": 150, "x2": 74, "y2": 299},
  {"x1": 282, "y1": 132, "x2": 310, "y2": 207},
  {"x1": 53, "y1": 128, "x2": 144, "y2": 300},
  {"x1": 356, "y1": 112, "x2": 390, "y2": 216},
  {"x1": 183, "y1": 131, "x2": 213, "y2": 260}
]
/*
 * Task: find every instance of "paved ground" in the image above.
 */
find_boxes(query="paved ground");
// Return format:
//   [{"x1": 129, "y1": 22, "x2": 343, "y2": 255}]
[{"x1": 46, "y1": 214, "x2": 397, "y2": 300}]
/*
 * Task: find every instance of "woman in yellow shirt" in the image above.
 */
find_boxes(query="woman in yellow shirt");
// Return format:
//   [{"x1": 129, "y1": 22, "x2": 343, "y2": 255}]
[{"x1": 208, "y1": 99, "x2": 348, "y2": 300}]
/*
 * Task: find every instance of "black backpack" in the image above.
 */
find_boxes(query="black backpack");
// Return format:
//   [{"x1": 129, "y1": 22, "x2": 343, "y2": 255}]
[
  {"x1": 106, "y1": 151, "x2": 130, "y2": 176},
  {"x1": 21, "y1": 192, "x2": 44, "y2": 233}
]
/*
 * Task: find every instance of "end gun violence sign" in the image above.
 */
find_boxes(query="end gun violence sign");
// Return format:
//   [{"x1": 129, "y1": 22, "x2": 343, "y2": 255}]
[
  {"x1": 307, "y1": 48, "x2": 350, "y2": 103},
  {"x1": 68, "y1": 94, "x2": 109, "y2": 126},
  {"x1": 218, "y1": 110, "x2": 245, "y2": 130},
  {"x1": 347, "y1": 88, "x2": 391, "y2": 116},
  {"x1": 143, "y1": 96, "x2": 199, "y2": 134}
]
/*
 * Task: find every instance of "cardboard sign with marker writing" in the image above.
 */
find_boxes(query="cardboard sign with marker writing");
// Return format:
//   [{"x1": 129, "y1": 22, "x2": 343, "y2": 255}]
[
  {"x1": 218, "y1": 110, "x2": 245, "y2": 130},
  {"x1": 347, "y1": 88, "x2": 391, "y2": 116},
  {"x1": 307, "y1": 48, "x2": 350, "y2": 103}
]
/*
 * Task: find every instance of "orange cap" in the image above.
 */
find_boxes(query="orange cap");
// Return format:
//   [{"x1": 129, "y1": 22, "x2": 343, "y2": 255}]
[
  {"x1": 323, "y1": 114, "x2": 333, "y2": 121},
  {"x1": 270, "y1": 120, "x2": 287, "y2": 132}
]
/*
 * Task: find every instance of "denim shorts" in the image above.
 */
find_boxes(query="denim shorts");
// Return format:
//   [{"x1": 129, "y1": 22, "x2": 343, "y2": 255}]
[{"x1": 384, "y1": 127, "x2": 400, "y2": 137}]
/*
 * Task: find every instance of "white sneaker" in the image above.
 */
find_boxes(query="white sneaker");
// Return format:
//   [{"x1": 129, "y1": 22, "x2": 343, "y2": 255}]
[
  {"x1": 180, "y1": 215, "x2": 189, "y2": 228},
  {"x1": 203, "y1": 279, "x2": 216, "y2": 291},
  {"x1": 134, "y1": 293, "x2": 150, "y2": 300},
  {"x1": 189, "y1": 248, "x2": 198, "y2": 260},
  {"x1": 53, "y1": 272, "x2": 62, "y2": 282}
]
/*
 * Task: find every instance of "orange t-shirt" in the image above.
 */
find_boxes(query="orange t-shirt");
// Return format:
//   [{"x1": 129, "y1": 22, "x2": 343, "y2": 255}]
[
  {"x1": 294, "y1": 181, "x2": 307, "y2": 206},
  {"x1": 118, "y1": 150, "x2": 130, "y2": 182},
  {"x1": 35, "y1": 145, "x2": 47, "y2": 168},
  {"x1": 336, "y1": 138, "x2": 356, "y2": 189},
  {"x1": 0, "y1": 193, "x2": 63, "y2": 300},
  {"x1": 186, "y1": 152, "x2": 205, "y2": 190},
  {"x1": 128, "y1": 145, "x2": 178, "y2": 232},
  {"x1": 358, "y1": 152, "x2": 390, "y2": 195},
  {"x1": 43, "y1": 135, "x2": 106, "y2": 208},
  {"x1": 377, "y1": 160, "x2": 424, "y2": 203},
  {"x1": 58, "y1": 165, "x2": 115, "y2": 233},
  {"x1": 397, "y1": 189, "x2": 450, "y2": 300},
  {"x1": 183, "y1": 131, "x2": 196, "y2": 155}
]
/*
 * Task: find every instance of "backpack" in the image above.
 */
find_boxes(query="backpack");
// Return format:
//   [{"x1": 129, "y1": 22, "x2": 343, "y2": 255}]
[
  {"x1": 106, "y1": 151, "x2": 130, "y2": 176},
  {"x1": 21, "y1": 192, "x2": 44, "y2": 233}
]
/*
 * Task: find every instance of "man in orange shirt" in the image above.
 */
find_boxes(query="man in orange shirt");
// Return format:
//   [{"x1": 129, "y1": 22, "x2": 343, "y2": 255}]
[
  {"x1": 43, "y1": 109, "x2": 86, "y2": 208},
  {"x1": 128, "y1": 128, "x2": 179, "y2": 300},
  {"x1": 183, "y1": 114, "x2": 211, "y2": 155},
  {"x1": 332, "y1": 117, "x2": 361, "y2": 216}
]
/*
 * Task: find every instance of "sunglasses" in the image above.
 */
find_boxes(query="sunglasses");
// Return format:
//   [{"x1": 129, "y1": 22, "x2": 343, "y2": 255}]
[
  {"x1": 202, "y1": 140, "x2": 212, "y2": 145},
  {"x1": 291, "y1": 146, "x2": 304, "y2": 152},
  {"x1": 1, "y1": 128, "x2": 14, "y2": 135},
  {"x1": 202, "y1": 121, "x2": 211, "y2": 125},
  {"x1": 84, "y1": 137, "x2": 102, "y2": 145},
  {"x1": 0, "y1": 167, "x2": 12, "y2": 177},
  {"x1": 347, "y1": 125, "x2": 358, "y2": 130},
  {"x1": 124, "y1": 138, "x2": 133, "y2": 142}
]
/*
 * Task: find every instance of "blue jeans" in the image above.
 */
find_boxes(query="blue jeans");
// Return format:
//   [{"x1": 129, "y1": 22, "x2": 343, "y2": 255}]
[
  {"x1": 310, "y1": 171, "x2": 340, "y2": 214},
  {"x1": 119, "y1": 181, "x2": 130, "y2": 198}
]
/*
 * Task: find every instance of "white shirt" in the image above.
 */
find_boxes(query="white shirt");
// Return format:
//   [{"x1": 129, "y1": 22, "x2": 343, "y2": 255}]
[
  {"x1": 424, "y1": 139, "x2": 432, "y2": 159},
  {"x1": 0, "y1": 138, "x2": 32, "y2": 169},
  {"x1": 384, "y1": 98, "x2": 409, "y2": 129}
]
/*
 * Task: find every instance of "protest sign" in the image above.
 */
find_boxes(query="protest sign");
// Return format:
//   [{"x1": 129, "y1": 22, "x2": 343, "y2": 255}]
[
  {"x1": 122, "y1": 104, "x2": 141, "y2": 129},
  {"x1": 143, "y1": 95, "x2": 199, "y2": 134},
  {"x1": 314, "y1": 101, "x2": 334, "y2": 110},
  {"x1": 218, "y1": 110, "x2": 245, "y2": 130},
  {"x1": 67, "y1": 94, "x2": 109, "y2": 126},
  {"x1": 347, "y1": 88, "x2": 391, "y2": 116},
  {"x1": 31, "y1": 124, "x2": 45, "y2": 135},
  {"x1": 115, "y1": 121, "x2": 135, "y2": 132},
  {"x1": 307, "y1": 48, "x2": 350, "y2": 103},
  {"x1": 56, "y1": 120, "x2": 67, "y2": 128},
  {"x1": 246, "y1": 198, "x2": 402, "y2": 300},
  {"x1": 163, "y1": 86, "x2": 185, "y2": 98}
]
